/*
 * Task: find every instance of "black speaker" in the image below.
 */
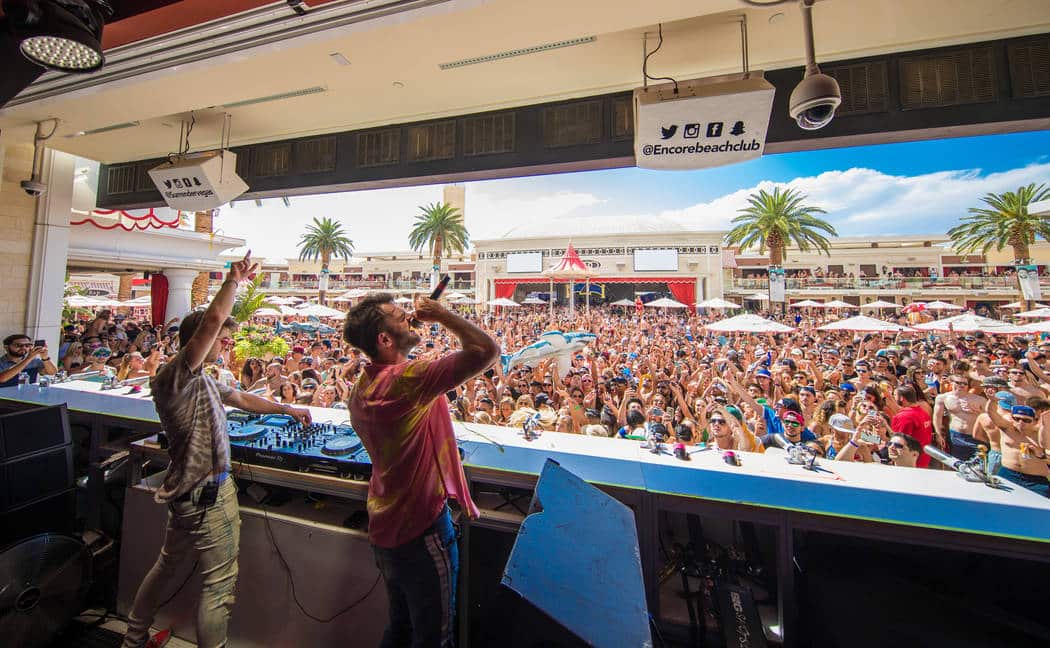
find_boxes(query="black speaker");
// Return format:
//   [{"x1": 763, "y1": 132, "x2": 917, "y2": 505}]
[
  {"x1": 0, "y1": 445, "x2": 74, "y2": 511},
  {"x1": 0, "y1": 403, "x2": 71, "y2": 460},
  {"x1": 0, "y1": 488, "x2": 76, "y2": 547}
]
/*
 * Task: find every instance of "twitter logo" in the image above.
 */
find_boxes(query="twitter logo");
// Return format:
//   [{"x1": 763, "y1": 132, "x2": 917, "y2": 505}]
[{"x1": 659, "y1": 125, "x2": 677, "y2": 139}]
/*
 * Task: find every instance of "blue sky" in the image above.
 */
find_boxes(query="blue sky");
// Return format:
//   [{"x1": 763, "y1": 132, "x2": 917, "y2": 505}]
[{"x1": 213, "y1": 129, "x2": 1050, "y2": 261}]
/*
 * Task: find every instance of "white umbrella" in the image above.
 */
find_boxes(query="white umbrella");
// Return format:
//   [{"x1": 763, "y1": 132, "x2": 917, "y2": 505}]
[
  {"x1": 445, "y1": 291, "x2": 466, "y2": 301},
  {"x1": 65, "y1": 295, "x2": 109, "y2": 307},
  {"x1": 924, "y1": 300, "x2": 963, "y2": 311},
  {"x1": 817, "y1": 315, "x2": 912, "y2": 332},
  {"x1": 394, "y1": 296, "x2": 414, "y2": 304},
  {"x1": 122, "y1": 295, "x2": 153, "y2": 306},
  {"x1": 790, "y1": 299, "x2": 823, "y2": 308},
  {"x1": 820, "y1": 300, "x2": 854, "y2": 309},
  {"x1": 610, "y1": 298, "x2": 636, "y2": 307},
  {"x1": 295, "y1": 303, "x2": 346, "y2": 318},
  {"x1": 1015, "y1": 307, "x2": 1050, "y2": 319},
  {"x1": 522, "y1": 297, "x2": 547, "y2": 305},
  {"x1": 278, "y1": 305, "x2": 300, "y2": 316},
  {"x1": 487, "y1": 297, "x2": 520, "y2": 307},
  {"x1": 452, "y1": 297, "x2": 481, "y2": 305},
  {"x1": 861, "y1": 299, "x2": 899, "y2": 310},
  {"x1": 704, "y1": 313, "x2": 795, "y2": 333},
  {"x1": 1020, "y1": 320, "x2": 1050, "y2": 333},
  {"x1": 695, "y1": 297, "x2": 741, "y2": 309},
  {"x1": 644, "y1": 297, "x2": 689, "y2": 309},
  {"x1": 253, "y1": 308, "x2": 283, "y2": 317},
  {"x1": 913, "y1": 313, "x2": 1025, "y2": 334},
  {"x1": 746, "y1": 292, "x2": 769, "y2": 301},
  {"x1": 343, "y1": 288, "x2": 373, "y2": 299},
  {"x1": 265, "y1": 296, "x2": 299, "y2": 305}
]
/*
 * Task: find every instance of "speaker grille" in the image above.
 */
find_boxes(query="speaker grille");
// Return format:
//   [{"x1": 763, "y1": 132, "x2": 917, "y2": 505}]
[
  {"x1": 251, "y1": 142, "x2": 292, "y2": 177},
  {"x1": 407, "y1": 121, "x2": 456, "y2": 162},
  {"x1": 1008, "y1": 38, "x2": 1050, "y2": 98},
  {"x1": 825, "y1": 60, "x2": 889, "y2": 115},
  {"x1": 293, "y1": 136, "x2": 337, "y2": 174},
  {"x1": 463, "y1": 113, "x2": 515, "y2": 157},
  {"x1": 612, "y1": 96, "x2": 634, "y2": 141},
  {"x1": 900, "y1": 46, "x2": 997, "y2": 109},
  {"x1": 106, "y1": 165, "x2": 138, "y2": 195},
  {"x1": 358, "y1": 129, "x2": 400, "y2": 168},
  {"x1": 543, "y1": 100, "x2": 602, "y2": 148}
]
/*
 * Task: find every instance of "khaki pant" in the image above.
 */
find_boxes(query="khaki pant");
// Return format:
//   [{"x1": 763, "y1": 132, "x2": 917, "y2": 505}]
[{"x1": 123, "y1": 478, "x2": 240, "y2": 648}]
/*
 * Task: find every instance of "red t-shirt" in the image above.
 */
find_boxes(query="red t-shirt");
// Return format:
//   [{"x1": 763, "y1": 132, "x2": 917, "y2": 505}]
[
  {"x1": 349, "y1": 355, "x2": 480, "y2": 548},
  {"x1": 891, "y1": 404, "x2": 933, "y2": 467}
]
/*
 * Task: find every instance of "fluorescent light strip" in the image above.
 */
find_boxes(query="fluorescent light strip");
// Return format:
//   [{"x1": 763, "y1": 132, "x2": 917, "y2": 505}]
[
  {"x1": 220, "y1": 86, "x2": 327, "y2": 109},
  {"x1": 65, "y1": 121, "x2": 141, "y2": 138},
  {"x1": 439, "y1": 36, "x2": 597, "y2": 70}
]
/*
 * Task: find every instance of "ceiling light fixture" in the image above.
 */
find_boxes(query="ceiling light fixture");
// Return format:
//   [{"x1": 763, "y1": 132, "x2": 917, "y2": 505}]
[{"x1": 6, "y1": 0, "x2": 113, "y2": 73}]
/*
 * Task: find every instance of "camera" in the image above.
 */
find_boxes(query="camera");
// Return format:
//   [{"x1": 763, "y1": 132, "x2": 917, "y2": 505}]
[
  {"x1": 788, "y1": 73, "x2": 841, "y2": 130},
  {"x1": 20, "y1": 180, "x2": 47, "y2": 197}
]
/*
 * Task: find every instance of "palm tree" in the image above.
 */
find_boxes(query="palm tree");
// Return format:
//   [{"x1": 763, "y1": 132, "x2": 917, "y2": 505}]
[
  {"x1": 297, "y1": 217, "x2": 354, "y2": 304},
  {"x1": 407, "y1": 202, "x2": 469, "y2": 290},
  {"x1": 947, "y1": 183, "x2": 1050, "y2": 264},
  {"x1": 231, "y1": 275, "x2": 267, "y2": 323},
  {"x1": 724, "y1": 187, "x2": 837, "y2": 267}
]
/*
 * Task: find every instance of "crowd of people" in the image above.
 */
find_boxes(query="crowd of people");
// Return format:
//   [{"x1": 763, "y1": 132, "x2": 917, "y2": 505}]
[{"x1": 18, "y1": 296, "x2": 1050, "y2": 498}]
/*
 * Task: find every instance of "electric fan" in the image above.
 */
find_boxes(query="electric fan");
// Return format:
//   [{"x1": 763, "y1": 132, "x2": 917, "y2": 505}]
[{"x1": 0, "y1": 533, "x2": 92, "y2": 648}]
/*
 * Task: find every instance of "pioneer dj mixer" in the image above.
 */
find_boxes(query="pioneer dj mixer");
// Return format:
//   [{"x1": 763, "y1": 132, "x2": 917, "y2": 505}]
[{"x1": 227, "y1": 411, "x2": 371, "y2": 478}]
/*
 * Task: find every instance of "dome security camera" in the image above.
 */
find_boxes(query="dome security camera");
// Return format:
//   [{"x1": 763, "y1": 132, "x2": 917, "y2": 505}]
[
  {"x1": 789, "y1": 0, "x2": 840, "y2": 131},
  {"x1": 789, "y1": 72, "x2": 841, "y2": 130},
  {"x1": 20, "y1": 180, "x2": 47, "y2": 197}
]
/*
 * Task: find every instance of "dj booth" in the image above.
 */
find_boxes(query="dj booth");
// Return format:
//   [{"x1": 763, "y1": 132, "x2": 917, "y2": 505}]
[{"x1": 3, "y1": 379, "x2": 1050, "y2": 647}]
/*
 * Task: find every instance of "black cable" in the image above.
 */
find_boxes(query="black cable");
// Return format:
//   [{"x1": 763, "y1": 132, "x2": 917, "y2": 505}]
[
  {"x1": 643, "y1": 23, "x2": 679, "y2": 94},
  {"x1": 242, "y1": 461, "x2": 382, "y2": 622},
  {"x1": 740, "y1": 0, "x2": 795, "y2": 5},
  {"x1": 182, "y1": 113, "x2": 196, "y2": 155}
]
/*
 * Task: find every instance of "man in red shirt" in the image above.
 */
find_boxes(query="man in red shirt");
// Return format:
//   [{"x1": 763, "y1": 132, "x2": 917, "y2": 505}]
[
  {"x1": 891, "y1": 384, "x2": 934, "y2": 468},
  {"x1": 344, "y1": 294, "x2": 498, "y2": 648}
]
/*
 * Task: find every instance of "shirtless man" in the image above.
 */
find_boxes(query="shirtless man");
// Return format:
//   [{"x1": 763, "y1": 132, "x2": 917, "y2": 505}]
[
  {"x1": 983, "y1": 400, "x2": 1050, "y2": 497},
  {"x1": 933, "y1": 375, "x2": 986, "y2": 460},
  {"x1": 1007, "y1": 365, "x2": 1044, "y2": 402}
]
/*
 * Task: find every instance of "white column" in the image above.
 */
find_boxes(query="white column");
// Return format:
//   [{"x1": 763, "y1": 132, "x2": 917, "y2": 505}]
[
  {"x1": 163, "y1": 269, "x2": 200, "y2": 323},
  {"x1": 24, "y1": 149, "x2": 75, "y2": 351}
]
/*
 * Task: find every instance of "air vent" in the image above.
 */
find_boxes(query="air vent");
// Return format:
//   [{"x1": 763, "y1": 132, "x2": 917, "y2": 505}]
[
  {"x1": 65, "y1": 121, "x2": 140, "y2": 138},
  {"x1": 439, "y1": 36, "x2": 596, "y2": 70},
  {"x1": 251, "y1": 142, "x2": 291, "y2": 177},
  {"x1": 824, "y1": 61, "x2": 888, "y2": 115},
  {"x1": 407, "y1": 121, "x2": 456, "y2": 162},
  {"x1": 900, "y1": 47, "x2": 997, "y2": 109},
  {"x1": 1008, "y1": 38, "x2": 1050, "y2": 98},
  {"x1": 106, "y1": 165, "x2": 138, "y2": 195},
  {"x1": 220, "y1": 86, "x2": 327, "y2": 109},
  {"x1": 542, "y1": 100, "x2": 602, "y2": 148},
  {"x1": 463, "y1": 113, "x2": 515, "y2": 157},
  {"x1": 358, "y1": 128, "x2": 400, "y2": 168},
  {"x1": 294, "y1": 136, "x2": 337, "y2": 174}
]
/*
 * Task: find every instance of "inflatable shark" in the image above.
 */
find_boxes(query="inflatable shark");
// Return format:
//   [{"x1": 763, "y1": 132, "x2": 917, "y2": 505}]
[
  {"x1": 500, "y1": 331, "x2": 597, "y2": 377},
  {"x1": 275, "y1": 320, "x2": 337, "y2": 336}
]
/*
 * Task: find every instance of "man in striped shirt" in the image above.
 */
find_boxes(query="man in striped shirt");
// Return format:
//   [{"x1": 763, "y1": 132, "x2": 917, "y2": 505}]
[{"x1": 122, "y1": 252, "x2": 311, "y2": 648}]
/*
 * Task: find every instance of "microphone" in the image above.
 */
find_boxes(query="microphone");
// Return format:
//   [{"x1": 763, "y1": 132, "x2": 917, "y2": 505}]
[
  {"x1": 771, "y1": 433, "x2": 792, "y2": 449},
  {"x1": 409, "y1": 275, "x2": 452, "y2": 329},
  {"x1": 430, "y1": 274, "x2": 451, "y2": 300}
]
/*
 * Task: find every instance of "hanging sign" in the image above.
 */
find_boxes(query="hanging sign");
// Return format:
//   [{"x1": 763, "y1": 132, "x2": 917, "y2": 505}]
[
  {"x1": 1017, "y1": 264, "x2": 1042, "y2": 301},
  {"x1": 768, "y1": 268, "x2": 786, "y2": 303},
  {"x1": 634, "y1": 73, "x2": 775, "y2": 171}
]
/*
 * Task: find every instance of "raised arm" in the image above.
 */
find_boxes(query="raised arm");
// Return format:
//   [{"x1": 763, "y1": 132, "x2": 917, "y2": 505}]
[{"x1": 183, "y1": 252, "x2": 257, "y2": 372}]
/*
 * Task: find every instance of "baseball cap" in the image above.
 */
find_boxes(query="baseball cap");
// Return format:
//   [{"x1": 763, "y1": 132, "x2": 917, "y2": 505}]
[
  {"x1": 980, "y1": 376, "x2": 1008, "y2": 388},
  {"x1": 828, "y1": 413, "x2": 855, "y2": 434},
  {"x1": 839, "y1": 382, "x2": 856, "y2": 393},
  {"x1": 781, "y1": 410, "x2": 805, "y2": 425},
  {"x1": 996, "y1": 391, "x2": 1016, "y2": 409},
  {"x1": 725, "y1": 405, "x2": 744, "y2": 422},
  {"x1": 535, "y1": 393, "x2": 550, "y2": 406},
  {"x1": 1011, "y1": 405, "x2": 1037, "y2": 418},
  {"x1": 292, "y1": 346, "x2": 305, "y2": 355},
  {"x1": 756, "y1": 368, "x2": 772, "y2": 379}
]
